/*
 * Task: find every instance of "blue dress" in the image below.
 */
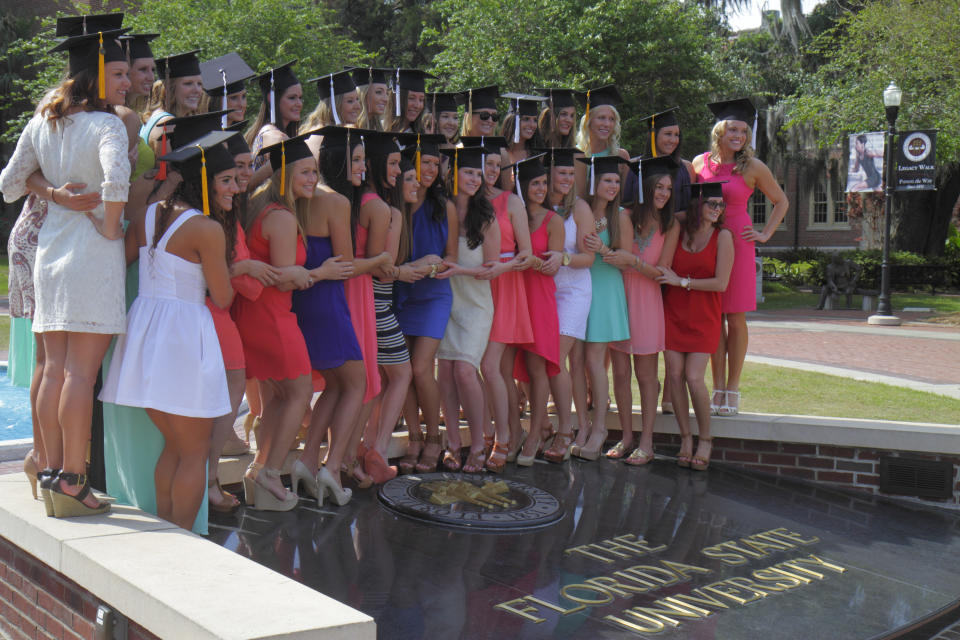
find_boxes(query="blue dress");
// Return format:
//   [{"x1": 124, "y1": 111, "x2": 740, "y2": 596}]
[
  {"x1": 292, "y1": 235, "x2": 362, "y2": 370},
  {"x1": 394, "y1": 200, "x2": 453, "y2": 340}
]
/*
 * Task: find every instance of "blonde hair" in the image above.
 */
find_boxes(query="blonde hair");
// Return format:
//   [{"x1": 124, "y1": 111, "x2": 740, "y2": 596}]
[
  {"x1": 549, "y1": 166, "x2": 577, "y2": 215},
  {"x1": 709, "y1": 120, "x2": 755, "y2": 175},
  {"x1": 143, "y1": 78, "x2": 198, "y2": 122},
  {"x1": 247, "y1": 161, "x2": 311, "y2": 243},
  {"x1": 575, "y1": 105, "x2": 621, "y2": 156},
  {"x1": 356, "y1": 85, "x2": 384, "y2": 131},
  {"x1": 301, "y1": 95, "x2": 350, "y2": 133}
]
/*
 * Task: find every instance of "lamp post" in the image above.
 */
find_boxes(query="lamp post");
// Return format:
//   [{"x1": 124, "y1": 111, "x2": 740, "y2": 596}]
[{"x1": 868, "y1": 81, "x2": 903, "y2": 326}]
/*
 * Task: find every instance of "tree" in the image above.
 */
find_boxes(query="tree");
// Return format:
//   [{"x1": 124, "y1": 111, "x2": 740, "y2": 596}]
[
  {"x1": 788, "y1": 0, "x2": 960, "y2": 255},
  {"x1": 326, "y1": 0, "x2": 443, "y2": 68}
]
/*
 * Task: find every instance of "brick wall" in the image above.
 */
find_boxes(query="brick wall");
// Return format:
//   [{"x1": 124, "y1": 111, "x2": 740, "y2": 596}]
[
  {"x1": 0, "y1": 536, "x2": 159, "y2": 640},
  {"x1": 651, "y1": 434, "x2": 960, "y2": 505}
]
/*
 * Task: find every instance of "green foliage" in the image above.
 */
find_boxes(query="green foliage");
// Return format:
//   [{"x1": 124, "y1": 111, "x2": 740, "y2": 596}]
[
  {"x1": 327, "y1": 0, "x2": 443, "y2": 67},
  {"x1": 424, "y1": 0, "x2": 729, "y2": 154}
]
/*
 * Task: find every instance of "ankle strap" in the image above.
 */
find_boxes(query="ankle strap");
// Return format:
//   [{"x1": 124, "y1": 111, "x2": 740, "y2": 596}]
[{"x1": 57, "y1": 472, "x2": 86, "y2": 487}]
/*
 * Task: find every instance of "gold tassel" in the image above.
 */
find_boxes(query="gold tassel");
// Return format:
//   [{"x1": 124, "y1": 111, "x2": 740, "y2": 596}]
[
  {"x1": 585, "y1": 89, "x2": 590, "y2": 122},
  {"x1": 199, "y1": 145, "x2": 210, "y2": 216},
  {"x1": 650, "y1": 115, "x2": 657, "y2": 158},
  {"x1": 97, "y1": 32, "x2": 105, "y2": 100},
  {"x1": 279, "y1": 140, "x2": 286, "y2": 196},
  {"x1": 415, "y1": 133, "x2": 421, "y2": 182},
  {"x1": 453, "y1": 148, "x2": 458, "y2": 196}
]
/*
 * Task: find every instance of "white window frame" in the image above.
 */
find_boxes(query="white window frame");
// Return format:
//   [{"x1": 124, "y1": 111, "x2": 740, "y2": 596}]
[{"x1": 807, "y1": 174, "x2": 852, "y2": 230}]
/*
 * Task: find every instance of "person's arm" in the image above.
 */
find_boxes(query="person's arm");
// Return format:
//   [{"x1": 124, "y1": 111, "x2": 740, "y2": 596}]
[
  {"x1": 745, "y1": 159, "x2": 788, "y2": 243},
  {"x1": 0, "y1": 117, "x2": 40, "y2": 204},
  {"x1": 247, "y1": 127, "x2": 288, "y2": 192},
  {"x1": 564, "y1": 201, "x2": 595, "y2": 269},
  {"x1": 261, "y1": 207, "x2": 311, "y2": 291},
  {"x1": 26, "y1": 171, "x2": 102, "y2": 211},
  {"x1": 91, "y1": 116, "x2": 132, "y2": 240},
  {"x1": 657, "y1": 229, "x2": 734, "y2": 292},
  {"x1": 538, "y1": 213, "x2": 566, "y2": 275},
  {"x1": 601, "y1": 210, "x2": 636, "y2": 270},
  {"x1": 507, "y1": 193, "x2": 534, "y2": 269},
  {"x1": 443, "y1": 199, "x2": 459, "y2": 263},
  {"x1": 306, "y1": 195, "x2": 355, "y2": 282},
  {"x1": 196, "y1": 219, "x2": 235, "y2": 309},
  {"x1": 573, "y1": 150, "x2": 588, "y2": 198},
  {"x1": 682, "y1": 158, "x2": 696, "y2": 184},
  {"x1": 443, "y1": 218, "x2": 504, "y2": 279}
]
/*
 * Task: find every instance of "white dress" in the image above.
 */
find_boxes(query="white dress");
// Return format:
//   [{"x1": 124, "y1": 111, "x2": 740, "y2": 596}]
[
  {"x1": 0, "y1": 110, "x2": 129, "y2": 334},
  {"x1": 99, "y1": 204, "x2": 230, "y2": 418},
  {"x1": 553, "y1": 212, "x2": 592, "y2": 340},
  {"x1": 437, "y1": 236, "x2": 493, "y2": 369}
]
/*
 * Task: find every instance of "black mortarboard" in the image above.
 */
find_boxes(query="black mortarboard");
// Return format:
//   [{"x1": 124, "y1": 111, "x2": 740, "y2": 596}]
[
  {"x1": 441, "y1": 146, "x2": 486, "y2": 195},
  {"x1": 641, "y1": 155, "x2": 680, "y2": 178},
  {"x1": 623, "y1": 155, "x2": 681, "y2": 206},
  {"x1": 463, "y1": 85, "x2": 499, "y2": 112},
  {"x1": 460, "y1": 136, "x2": 508, "y2": 152},
  {"x1": 640, "y1": 107, "x2": 680, "y2": 158},
  {"x1": 258, "y1": 132, "x2": 316, "y2": 196},
  {"x1": 534, "y1": 88, "x2": 583, "y2": 110},
  {"x1": 575, "y1": 154, "x2": 632, "y2": 196},
  {"x1": 314, "y1": 125, "x2": 357, "y2": 149},
  {"x1": 349, "y1": 66, "x2": 392, "y2": 87},
  {"x1": 400, "y1": 133, "x2": 447, "y2": 181},
  {"x1": 689, "y1": 182, "x2": 726, "y2": 200},
  {"x1": 201, "y1": 52, "x2": 255, "y2": 97},
  {"x1": 534, "y1": 147, "x2": 578, "y2": 168},
  {"x1": 120, "y1": 33, "x2": 158, "y2": 61},
  {"x1": 55, "y1": 13, "x2": 124, "y2": 37},
  {"x1": 390, "y1": 68, "x2": 437, "y2": 118},
  {"x1": 358, "y1": 129, "x2": 407, "y2": 157},
  {"x1": 707, "y1": 98, "x2": 758, "y2": 148},
  {"x1": 426, "y1": 91, "x2": 463, "y2": 114},
  {"x1": 159, "y1": 131, "x2": 240, "y2": 215},
  {"x1": 399, "y1": 155, "x2": 416, "y2": 174},
  {"x1": 503, "y1": 153, "x2": 546, "y2": 203},
  {"x1": 578, "y1": 84, "x2": 623, "y2": 118},
  {"x1": 49, "y1": 29, "x2": 129, "y2": 82},
  {"x1": 156, "y1": 50, "x2": 202, "y2": 80},
  {"x1": 254, "y1": 61, "x2": 299, "y2": 126},
  {"x1": 165, "y1": 110, "x2": 232, "y2": 148},
  {"x1": 309, "y1": 70, "x2": 358, "y2": 125},
  {"x1": 502, "y1": 92, "x2": 547, "y2": 144},
  {"x1": 225, "y1": 120, "x2": 250, "y2": 156}
]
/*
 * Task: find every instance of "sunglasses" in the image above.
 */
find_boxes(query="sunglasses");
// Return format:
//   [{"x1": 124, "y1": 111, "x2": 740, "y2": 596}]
[
  {"x1": 474, "y1": 112, "x2": 500, "y2": 122},
  {"x1": 705, "y1": 200, "x2": 726, "y2": 211}
]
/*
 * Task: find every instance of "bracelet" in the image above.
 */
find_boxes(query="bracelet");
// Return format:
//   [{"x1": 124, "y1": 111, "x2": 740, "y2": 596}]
[
  {"x1": 633, "y1": 254, "x2": 641, "y2": 269},
  {"x1": 48, "y1": 187, "x2": 57, "y2": 205}
]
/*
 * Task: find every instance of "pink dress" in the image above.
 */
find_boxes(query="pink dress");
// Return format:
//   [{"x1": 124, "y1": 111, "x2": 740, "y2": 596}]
[
  {"x1": 612, "y1": 228, "x2": 665, "y2": 355},
  {"x1": 488, "y1": 191, "x2": 534, "y2": 345},
  {"x1": 341, "y1": 196, "x2": 381, "y2": 402},
  {"x1": 697, "y1": 152, "x2": 755, "y2": 313},
  {"x1": 207, "y1": 224, "x2": 263, "y2": 371},
  {"x1": 513, "y1": 211, "x2": 560, "y2": 382}
]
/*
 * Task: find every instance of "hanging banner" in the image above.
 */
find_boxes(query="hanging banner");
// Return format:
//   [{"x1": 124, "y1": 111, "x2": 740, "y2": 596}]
[
  {"x1": 895, "y1": 130, "x2": 937, "y2": 191},
  {"x1": 846, "y1": 132, "x2": 885, "y2": 193}
]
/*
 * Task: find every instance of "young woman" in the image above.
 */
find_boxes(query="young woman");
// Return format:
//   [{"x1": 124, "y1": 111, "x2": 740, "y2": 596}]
[
  {"x1": 656, "y1": 182, "x2": 734, "y2": 471},
  {"x1": 540, "y1": 148, "x2": 592, "y2": 463},
  {"x1": 141, "y1": 51, "x2": 203, "y2": 149},
  {"x1": 302, "y1": 70, "x2": 362, "y2": 157},
  {"x1": 120, "y1": 32, "x2": 157, "y2": 113},
  {"x1": 385, "y1": 69, "x2": 434, "y2": 133},
  {"x1": 100, "y1": 132, "x2": 235, "y2": 530},
  {"x1": 693, "y1": 99, "x2": 788, "y2": 416},
  {"x1": 354, "y1": 67, "x2": 391, "y2": 131},
  {"x1": 460, "y1": 85, "x2": 500, "y2": 139},
  {"x1": 512, "y1": 157, "x2": 563, "y2": 466},
  {"x1": 233, "y1": 133, "x2": 317, "y2": 511},
  {"x1": 571, "y1": 155, "x2": 632, "y2": 460},
  {"x1": 500, "y1": 94, "x2": 545, "y2": 164},
  {"x1": 426, "y1": 92, "x2": 462, "y2": 147},
  {"x1": 573, "y1": 85, "x2": 631, "y2": 197},
  {"x1": 394, "y1": 135, "x2": 457, "y2": 471},
  {"x1": 0, "y1": 30, "x2": 130, "y2": 516},
  {"x1": 247, "y1": 61, "x2": 302, "y2": 176},
  {"x1": 536, "y1": 88, "x2": 580, "y2": 149},
  {"x1": 435, "y1": 146, "x2": 499, "y2": 473},
  {"x1": 200, "y1": 52, "x2": 255, "y2": 128},
  {"x1": 293, "y1": 127, "x2": 384, "y2": 506},
  {"x1": 606, "y1": 158, "x2": 681, "y2": 464}
]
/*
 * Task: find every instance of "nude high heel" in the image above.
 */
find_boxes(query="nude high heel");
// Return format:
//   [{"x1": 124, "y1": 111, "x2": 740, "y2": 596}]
[
  {"x1": 242, "y1": 462, "x2": 262, "y2": 506},
  {"x1": 291, "y1": 459, "x2": 321, "y2": 502},
  {"x1": 250, "y1": 467, "x2": 298, "y2": 512},
  {"x1": 317, "y1": 466, "x2": 352, "y2": 506},
  {"x1": 23, "y1": 452, "x2": 39, "y2": 500}
]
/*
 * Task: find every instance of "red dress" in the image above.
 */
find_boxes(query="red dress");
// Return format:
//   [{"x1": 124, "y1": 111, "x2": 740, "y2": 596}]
[
  {"x1": 342, "y1": 217, "x2": 381, "y2": 402},
  {"x1": 232, "y1": 203, "x2": 311, "y2": 381},
  {"x1": 514, "y1": 211, "x2": 560, "y2": 382},
  {"x1": 488, "y1": 191, "x2": 534, "y2": 345},
  {"x1": 664, "y1": 229, "x2": 722, "y2": 354},
  {"x1": 207, "y1": 224, "x2": 263, "y2": 371}
]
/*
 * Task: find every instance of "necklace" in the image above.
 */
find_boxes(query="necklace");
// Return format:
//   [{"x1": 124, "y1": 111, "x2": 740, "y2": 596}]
[
  {"x1": 636, "y1": 225, "x2": 656, "y2": 254},
  {"x1": 594, "y1": 216, "x2": 607, "y2": 231}
]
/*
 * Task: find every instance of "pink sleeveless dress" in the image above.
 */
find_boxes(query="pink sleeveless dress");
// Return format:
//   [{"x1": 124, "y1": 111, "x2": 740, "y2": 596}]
[
  {"x1": 697, "y1": 152, "x2": 755, "y2": 313},
  {"x1": 513, "y1": 211, "x2": 560, "y2": 382},
  {"x1": 612, "y1": 227, "x2": 666, "y2": 355},
  {"x1": 341, "y1": 195, "x2": 381, "y2": 402},
  {"x1": 488, "y1": 191, "x2": 534, "y2": 345}
]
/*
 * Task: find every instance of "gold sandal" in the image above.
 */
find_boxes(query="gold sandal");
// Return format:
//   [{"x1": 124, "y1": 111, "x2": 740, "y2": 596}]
[{"x1": 399, "y1": 427, "x2": 423, "y2": 475}]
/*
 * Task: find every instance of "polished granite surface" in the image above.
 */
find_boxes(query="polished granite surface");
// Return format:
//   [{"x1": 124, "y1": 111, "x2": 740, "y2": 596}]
[{"x1": 208, "y1": 458, "x2": 960, "y2": 639}]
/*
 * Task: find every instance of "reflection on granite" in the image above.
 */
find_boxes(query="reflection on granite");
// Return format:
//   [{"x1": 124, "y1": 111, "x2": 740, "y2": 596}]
[{"x1": 207, "y1": 459, "x2": 960, "y2": 639}]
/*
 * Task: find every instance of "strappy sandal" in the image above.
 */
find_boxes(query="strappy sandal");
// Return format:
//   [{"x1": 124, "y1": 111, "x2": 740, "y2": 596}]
[
  {"x1": 442, "y1": 447, "x2": 463, "y2": 472},
  {"x1": 343, "y1": 459, "x2": 373, "y2": 489},
  {"x1": 719, "y1": 391, "x2": 740, "y2": 416},
  {"x1": 482, "y1": 435, "x2": 495, "y2": 458},
  {"x1": 463, "y1": 449, "x2": 487, "y2": 473},
  {"x1": 208, "y1": 477, "x2": 240, "y2": 513},
  {"x1": 692, "y1": 437, "x2": 712, "y2": 471},
  {"x1": 486, "y1": 440, "x2": 510, "y2": 473},
  {"x1": 416, "y1": 433, "x2": 444, "y2": 473},
  {"x1": 50, "y1": 473, "x2": 110, "y2": 518},
  {"x1": 506, "y1": 431, "x2": 527, "y2": 463},
  {"x1": 543, "y1": 431, "x2": 574, "y2": 464},
  {"x1": 398, "y1": 427, "x2": 424, "y2": 475},
  {"x1": 676, "y1": 435, "x2": 693, "y2": 469},
  {"x1": 605, "y1": 441, "x2": 630, "y2": 459},
  {"x1": 539, "y1": 422, "x2": 558, "y2": 454},
  {"x1": 710, "y1": 390, "x2": 725, "y2": 416},
  {"x1": 624, "y1": 446, "x2": 655, "y2": 466}
]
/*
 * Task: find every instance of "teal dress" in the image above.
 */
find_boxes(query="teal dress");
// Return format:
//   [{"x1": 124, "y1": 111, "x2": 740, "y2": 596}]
[{"x1": 584, "y1": 227, "x2": 630, "y2": 343}]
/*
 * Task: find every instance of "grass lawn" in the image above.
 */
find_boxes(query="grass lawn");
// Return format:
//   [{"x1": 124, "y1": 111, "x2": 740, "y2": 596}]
[
  {"x1": 0, "y1": 255, "x2": 7, "y2": 297},
  {"x1": 757, "y1": 280, "x2": 960, "y2": 315},
  {"x1": 621, "y1": 361, "x2": 960, "y2": 425},
  {"x1": 0, "y1": 315, "x2": 9, "y2": 352}
]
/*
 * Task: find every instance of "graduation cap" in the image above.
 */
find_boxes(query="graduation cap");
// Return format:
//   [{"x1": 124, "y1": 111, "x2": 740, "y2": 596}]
[
  {"x1": 308, "y1": 70, "x2": 357, "y2": 125},
  {"x1": 155, "y1": 50, "x2": 202, "y2": 80},
  {"x1": 120, "y1": 33, "x2": 158, "y2": 61},
  {"x1": 349, "y1": 66, "x2": 392, "y2": 87},
  {"x1": 200, "y1": 53, "x2": 255, "y2": 127},
  {"x1": 55, "y1": 13, "x2": 124, "y2": 37},
  {"x1": 314, "y1": 126, "x2": 366, "y2": 181},
  {"x1": 165, "y1": 110, "x2": 232, "y2": 149},
  {"x1": 391, "y1": 68, "x2": 437, "y2": 117},
  {"x1": 159, "y1": 130, "x2": 240, "y2": 216},
  {"x1": 49, "y1": 29, "x2": 129, "y2": 99},
  {"x1": 440, "y1": 146, "x2": 487, "y2": 195},
  {"x1": 639, "y1": 107, "x2": 680, "y2": 158},
  {"x1": 577, "y1": 84, "x2": 623, "y2": 122},
  {"x1": 533, "y1": 147, "x2": 578, "y2": 168},
  {"x1": 534, "y1": 88, "x2": 584, "y2": 111},
  {"x1": 689, "y1": 181, "x2": 726, "y2": 201},
  {"x1": 255, "y1": 61, "x2": 299, "y2": 126},
  {"x1": 426, "y1": 91, "x2": 463, "y2": 115},
  {"x1": 399, "y1": 133, "x2": 446, "y2": 181},
  {"x1": 258, "y1": 131, "x2": 316, "y2": 196},
  {"x1": 707, "y1": 98, "x2": 758, "y2": 148},
  {"x1": 623, "y1": 155, "x2": 681, "y2": 206},
  {"x1": 502, "y1": 93, "x2": 547, "y2": 144},
  {"x1": 463, "y1": 85, "x2": 499, "y2": 112},
  {"x1": 460, "y1": 136, "x2": 508, "y2": 175},
  {"x1": 362, "y1": 129, "x2": 409, "y2": 157},
  {"x1": 510, "y1": 153, "x2": 547, "y2": 205},
  {"x1": 575, "y1": 155, "x2": 632, "y2": 196},
  {"x1": 224, "y1": 120, "x2": 250, "y2": 156},
  {"x1": 399, "y1": 154, "x2": 416, "y2": 175}
]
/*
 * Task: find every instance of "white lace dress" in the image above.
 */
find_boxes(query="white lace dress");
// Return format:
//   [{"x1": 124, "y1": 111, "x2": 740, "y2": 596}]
[{"x1": 0, "y1": 110, "x2": 130, "y2": 334}]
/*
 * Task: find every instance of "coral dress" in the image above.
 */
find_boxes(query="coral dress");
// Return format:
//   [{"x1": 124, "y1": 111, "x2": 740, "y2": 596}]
[
  {"x1": 664, "y1": 229, "x2": 722, "y2": 354},
  {"x1": 394, "y1": 199, "x2": 453, "y2": 340},
  {"x1": 514, "y1": 211, "x2": 560, "y2": 382},
  {"x1": 488, "y1": 191, "x2": 534, "y2": 345},
  {"x1": 697, "y1": 152, "x2": 756, "y2": 313},
  {"x1": 612, "y1": 227, "x2": 666, "y2": 355},
  {"x1": 232, "y1": 203, "x2": 311, "y2": 381},
  {"x1": 207, "y1": 223, "x2": 262, "y2": 371},
  {"x1": 343, "y1": 212, "x2": 382, "y2": 402}
]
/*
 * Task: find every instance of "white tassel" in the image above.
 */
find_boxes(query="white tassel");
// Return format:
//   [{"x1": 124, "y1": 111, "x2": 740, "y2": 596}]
[
  {"x1": 220, "y1": 69, "x2": 228, "y2": 128},
  {"x1": 752, "y1": 111, "x2": 758, "y2": 149},
  {"x1": 589, "y1": 159, "x2": 595, "y2": 196},
  {"x1": 514, "y1": 99, "x2": 520, "y2": 144},
  {"x1": 637, "y1": 164, "x2": 643, "y2": 205},
  {"x1": 269, "y1": 70, "x2": 276, "y2": 126},
  {"x1": 330, "y1": 76, "x2": 340, "y2": 125},
  {"x1": 395, "y1": 68, "x2": 401, "y2": 118},
  {"x1": 480, "y1": 136, "x2": 485, "y2": 174},
  {"x1": 516, "y1": 169, "x2": 524, "y2": 205}
]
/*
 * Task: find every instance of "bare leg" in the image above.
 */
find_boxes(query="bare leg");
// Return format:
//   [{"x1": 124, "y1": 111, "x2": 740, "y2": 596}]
[
  {"x1": 684, "y1": 353, "x2": 713, "y2": 464},
  {"x1": 610, "y1": 349, "x2": 634, "y2": 451},
  {"x1": 583, "y1": 342, "x2": 611, "y2": 453},
  {"x1": 147, "y1": 409, "x2": 214, "y2": 530},
  {"x1": 710, "y1": 316, "x2": 728, "y2": 393},
  {"x1": 548, "y1": 336, "x2": 575, "y2": 437},
  {"x1": 207, "y1": 369, "x2": 246, "y2": 503},
  {"x1": 480, "y1": 341, "x2": 510, "y2": 444},
  {"x1": 724, "y1": 312, "x2": 748, "y2": 393},
  {"x1": 633, "y1": 353, "x2": 659, "y2": 455},
  {"x1": 37, "y1": 332, "x2": 67, "y2": 470},
  {"x1": 31, "y1": 335, "x2": 47, "y2": 468},
  {"x1": 377, "y1": 361, "x2": 414, "y2": 449},
  {"x1": 255, "y1": 375, "x2": 312, "y2": 498},
  {"x1": 310, "y1": 361, "x2": 365, "y2": 481},
  {"x1": 499, "y1": 345, "x2": 522, "y2": 448},
  {"x1": 664, "y1": 350, "x2": 693, "y2": 463},
  {"x1": 519, "y1": 353, "x2": 549, "y2": 457},
  {"x1": 568, "y1": 338, "x2": 590, "y2": 446},
  {"x1": 409, "y1": 336, "x2": 443, "y2": 461},
  {"x1": 438, "y1": 360, "x2": 461, "y2": 450}
]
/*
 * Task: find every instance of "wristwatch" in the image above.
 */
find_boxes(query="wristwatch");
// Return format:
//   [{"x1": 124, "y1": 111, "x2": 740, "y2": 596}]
[
  {"x1": 680, "y1": 277, "x2": 691, "y2": 290},
  {"x1": 561, "y1": 252, "x2": 571, "y2": 266}
]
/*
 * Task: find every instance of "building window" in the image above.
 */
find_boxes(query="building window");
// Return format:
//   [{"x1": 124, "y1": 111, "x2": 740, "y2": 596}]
[
  {"x1": 812, "y1": 180, "x2": 829, "y2": 224},
  {"x1": 752, "y1": 191, "x2": 767, "y2": 225},
  {"x1": 833, "y1": 186, "x2": 847, "y2": 223},
  {"x1": 808, "y1": 172, "x2": 851, "y2": 228}
]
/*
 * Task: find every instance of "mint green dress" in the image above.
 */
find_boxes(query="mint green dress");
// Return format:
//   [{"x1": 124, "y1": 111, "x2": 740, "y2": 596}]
[{"x1": 584, "y1": 227, "x2": 630, "y2": 343}]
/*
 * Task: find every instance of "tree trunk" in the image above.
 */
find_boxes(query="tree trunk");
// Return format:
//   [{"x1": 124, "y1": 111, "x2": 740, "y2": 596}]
[{"x1": 891, "y1": 163, "x2": 959, "y2": 256}]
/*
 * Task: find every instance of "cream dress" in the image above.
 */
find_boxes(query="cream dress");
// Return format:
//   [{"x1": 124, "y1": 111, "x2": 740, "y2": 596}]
[{"x1": 436, "y1": 236, "x2": 493, "y2": 369}]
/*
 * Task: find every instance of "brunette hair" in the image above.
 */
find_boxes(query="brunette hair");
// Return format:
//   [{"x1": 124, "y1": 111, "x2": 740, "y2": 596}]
[
  {"x1": 584, "y1": 176, "x2": 622, "y2": 249},
  {"x1": 384, "y1": 88, "x2": 424, "y2": 133},
  {"x1": 41, "y1": 69, "x2": 114, "y2": 122},
  {"x1": 247, "y1": 159, "x2": 311, "y2": 243},
  {"x1": 709, "y1": 119, "x2": 755, "y2": 175},
  {"x1": 143, "y1": 77, "x2": 199, "y2": 122},
  {"x1": 151, "y1": 171, "x2": 237, "y2": 264},
  {"x1": 682, "y1": 193, "x2": 725, "y2": 237},
  {"x1": 245, "y1": 86, "x2": 299, "y2": 146},
  {"x1": 420, "y1": 153, "x2": 448, "y2": 224},
  {"x1": 499, "y1": 111, "x2": 543, "y2": 153},
  {"x1": 632, "y1": 173, "x2": 675, "y2": 235},
  {"x1": 538, "y1": 105, "x2": 576, "y2": 148},
  {"x1": 364, "y1": 150, "x2": 406, "y2": 262},
  {"x1": 318, "y1": 139, "x2": 364, "y2": 252},
  {"x1": 462, "y1": 174, "x2": 495, "y2": 250}
]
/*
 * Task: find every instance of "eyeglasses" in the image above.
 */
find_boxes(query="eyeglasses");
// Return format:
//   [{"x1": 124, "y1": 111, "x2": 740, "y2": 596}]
[
  {"x1": 705, "y1": 200, "x2": 726, "y2": 211},
  {"x1": 474, "y1": 112, "x2": 500, "y2": 122}
]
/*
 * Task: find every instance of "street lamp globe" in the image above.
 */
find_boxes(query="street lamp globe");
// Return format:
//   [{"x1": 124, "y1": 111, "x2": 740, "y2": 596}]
[{"x1": 883, "y1": 82, "x2": 902, "y2": 108}]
